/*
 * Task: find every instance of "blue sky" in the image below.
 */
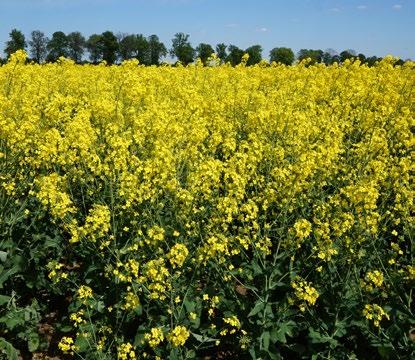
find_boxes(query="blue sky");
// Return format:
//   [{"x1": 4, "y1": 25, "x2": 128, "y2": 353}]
[{"x1": 0, "y1": 0, "x2": 413, "y2": 59}]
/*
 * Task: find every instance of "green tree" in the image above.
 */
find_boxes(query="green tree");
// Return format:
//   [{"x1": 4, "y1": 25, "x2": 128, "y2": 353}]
[
  {"x1": 357, "y1": 53, "x2": 366, "y2": 63},
  {"x1": 118, "y1": 34, "x2": 149, "y2": 63},
  {"x1": 340, "y1": 49, "x2": 356, "y2": 62},
  {"x1": 118, "y1": 33, "x2": 137, "y2": 61},
  {"x1": 270, "y1": 47, "x2": 294, "y2": 65},
  {"x1": 297, "y1": 49, "x2": 323, "y2": 64},
  {"x1": 226, "y1": 45, "x2": 244, "y2": 66},
  {"x1": 4, "y1": 29, "x2": 26, "y2": 58},
  {"x1": 87, "y1": 34, "x2": 103, "y2": 63},
  {"x1": 29, "y1": 30, "x2": 48, "y2": 63},
  {"x1": 67, "y1": 32, "x2": 86, "y2": 63},
  {"x1": 46, "y1": 31, "x2": 68, "y2": 61},
  {"x1": 134, "y1": 34, "x2": 150, "y2": 64},
  {"x1": 215, "y1": 43, "x2": 227, "y2": 63},
  {"x1": 245, "y1": 45, "x2": 262, "y2": 65},
  {"x1": 148, "y1": 35, "x2": 167, "y2": 65},
  {"x1": 100, "y1": 31, "x2": 118, "y2": 64},
  {"x1": 196, "y1": 43, "x2": 214, "y2": 65},
  {"x1": 170, "y1": 33, "x2": 195, "y2": 65},
  {"x1": 366, "y1": 55, "x2": 380, "y2": 67},
  {"x1": 322, "y1": 49, "x2": 337, "y2": 65}
]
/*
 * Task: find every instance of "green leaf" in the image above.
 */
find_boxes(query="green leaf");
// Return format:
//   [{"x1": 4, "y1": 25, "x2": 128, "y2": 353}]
[
  {"x1": 0, "y1": 295, "x2": 11, "y2": 306},
  {"x1": 75, "y1": 335, "x2": 90, "y2": 352},
  {"x1": 248, "y1": 301, "x2": 265, "y2": 317},
  {"x1": 28, "y1": 332, "x2": 40, "y2": 352},
  {"x1": 4, "y1": 315, "x2": 25, "y2": 330},
  {"x1": 0, "y1": 265, "x2": 21, "y2": 289},
  {"x1": 184, "y1": 299, "x2": 195, "y2": 313},
  {"x1": 251, "y1": 261, "x2": 263, "y2": 276},
  {"x1": 249, "y1": 346, "x2": 257, "y2": 359},
  {"x1": 44, "y1": 236, "x2": 61, "y2": 249},
  {"x1": 169, "y1": 348, "x2": 179, "y2": 360},
  {"x1": 94, "y1": 300, "x2": 106, "y2": 313},
  {"x1": 308, "y1": 328, "x2": 338, "y2": 348},
  {"x1": 377, "y1": 345, "x2": 393, "y2": 358},
  {"x1": 270, "y1": 321, "x2": 296, "y2": 344},
  {"x1": 185, "y1": 349, "x2": 196, "y2": 359},
  {"x1": 191, "y1": 332, "x2": 217, "y2": 343},
  {"x1": 0, "y1": 251, "x2": 7, "y2": 262},
  {"x1": 262, "y1": 331, "x2": 270, "y2": 351},
  {"x1": 59, "y1": 325, "x2": 73, "y2": 333},
  {"x1": 264, "y1": 304, "x2": 274, "y2": 319},
  {"x1": 0, "y1": 337, "x2": 19, "y2": 360}
]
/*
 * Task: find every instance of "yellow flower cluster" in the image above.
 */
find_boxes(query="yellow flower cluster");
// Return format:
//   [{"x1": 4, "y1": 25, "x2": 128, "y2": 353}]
[
  {"x1": 223, "y1": 315, "x2": 241, "y2": 329},
  {"x1": 141, "y1": 258, "x2": 170, "y2": 300},
  {"x1": 363, "y1": 304, "x2": 390, "y2": 327},
  {"x1": 361, "y1": 270, "x2": 384, "y2": 292},
  {"x1": 70, "y1": 310, "x2": 86, "y2": 327},
  {"x1": 47, "y1": 261, "x2": 68, "y2": 282},
  {"x1": 168, "y1": 326, "x2": 190, "y2": 347},
  {"x1": 204, "y1": 295, "x2": 220, "y2": 316},
  {"x1": 221, "y1": 315, "x2": 242, "y2": 336},
  {"x1": 144, "y1": 327, "x2": 164, "y2": 348},
  {"x1": 146, "y1": 225, "x2": 165, "y2": 245},
  {"x1": 117, "y1": 342, "x2": 136, "y2": 360},
  {"x1": 405, "y1": 266, "x2": 415, "y2": 281},
  {"x1": 79, "y1": 204, "x2": 111, "y2": 242},
  {"x1": 293, "y1": 219, "x2": 312, "y2": 240},
  {"x1": 112, "y1": 259, "x2": 140, "y2": 283},
  {"x1": 121, "y1": 290, "x2": 140, "y2": 311},
  {"x1": 167, "y1": 243, "x2": 189, "y2": 268},
  {"x1": 58, "y1": 336, "x2": 76, "y2": 355},
  {"x1": 77, "y1": 285, "x2": 93, "y2": 300},
  {"x1": 291, "y1": 279, "x2": 319, "y2": 311},
  {"x1": 36, "y1": 173, "x2": 76, "y2": 220}
]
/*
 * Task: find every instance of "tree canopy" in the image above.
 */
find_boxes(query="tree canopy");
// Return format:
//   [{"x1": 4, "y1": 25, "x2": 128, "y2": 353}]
[
  {"x1": 270, "y1": 47, "x2": 295, "y2": 65},
  {"x1": 29, "y1": 30, "x2": 48, "y2": 63},
  {"x1": 2, "y1": 28, "x2": 406, "y2": 67},
  {"x1": 5, "y1": 29, "x2": 26, "y2": 58},
  {"x1": 170, "y1": 33, "x2": 195, "y2": 65},
  {"x1": 67, "y1": 32, "x2": 86, "y2": 63},
  {"x1": 196, "y1": 43, "x2": 214, "y2": 65},
  {"x1": 46, "y1": 31, "x2": 68, "y2": 61}
]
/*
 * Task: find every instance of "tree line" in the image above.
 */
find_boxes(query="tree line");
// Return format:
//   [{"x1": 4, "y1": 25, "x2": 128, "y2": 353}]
[{"x1": 1, "y1": 28, "x2": 407, "y2": 66}]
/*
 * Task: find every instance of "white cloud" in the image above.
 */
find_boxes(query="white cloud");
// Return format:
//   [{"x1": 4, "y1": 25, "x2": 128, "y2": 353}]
[
  {"x1": 392, "y1": 4, "x2": 402, "y2": 10},
  {"x1": 225, "y1": 23, "x2": 239, "y2": 28},
  {"x1": 256, "y1": 27, "x2": 268, "y2": 32},
  {"x1": 357, "y1": 5, "x2": 367, "y2": 10}
]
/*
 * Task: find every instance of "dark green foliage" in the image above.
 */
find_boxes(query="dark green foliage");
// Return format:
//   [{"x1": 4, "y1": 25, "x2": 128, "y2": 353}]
[
  {"x1": 226, "y1": 45, "x2": 244, "y2": 66},
  {"x1": 4, "y1": 29, "x2": 26, "y2": 58},
  {"x1": 100, "y1": 31, "x2": 119, "y2": 64},
  {"x1": 216, "y1": 43, "x2": 227, "y2": 63},
  {"x1": 29, "y1": 30, "x2": 48, "y2": 63},
  {"x1": 297, "y1": 49, "x2": 324, "y2": 64},
  {"x1": 245, "y1": 45, "x2": 262, "y2": 65},
  {"x1": 46, "y1": 31, "x2": 68, "y2": 62},
  {"x1": 170, "y1": 33, "x2": 195, "y2": 65},
  {"x1": 148, "y1": 34, "x2": 167, "y2": 65},
  {"x1": 196, "y1": 43, "x2": 214, "y2": 65},
  {"x1": 270, "y1": 47, "x2": 294, "y2": 65},
  {"x1": 67, "y1": 32, "x2": 86, "y2": 63}
]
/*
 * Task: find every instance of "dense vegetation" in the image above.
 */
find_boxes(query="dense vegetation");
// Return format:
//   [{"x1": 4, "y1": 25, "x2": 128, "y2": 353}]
[
  {"x1": 0, "y1": 51, "x2": 414, "y2": 359},
  {"x1": 1, "y1": 28, "x2": 407, "y2": 66}
]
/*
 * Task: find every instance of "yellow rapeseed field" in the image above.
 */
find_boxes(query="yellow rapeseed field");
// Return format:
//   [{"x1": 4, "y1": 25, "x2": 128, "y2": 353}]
[{"x1": 0, "y1": 50, "x2": 414, "y2": 359}]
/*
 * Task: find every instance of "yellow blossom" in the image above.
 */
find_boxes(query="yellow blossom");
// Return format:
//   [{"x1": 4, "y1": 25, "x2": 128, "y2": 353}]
[{"x1": 168, "y1": 326, "x2": 190, "y2": 347}]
